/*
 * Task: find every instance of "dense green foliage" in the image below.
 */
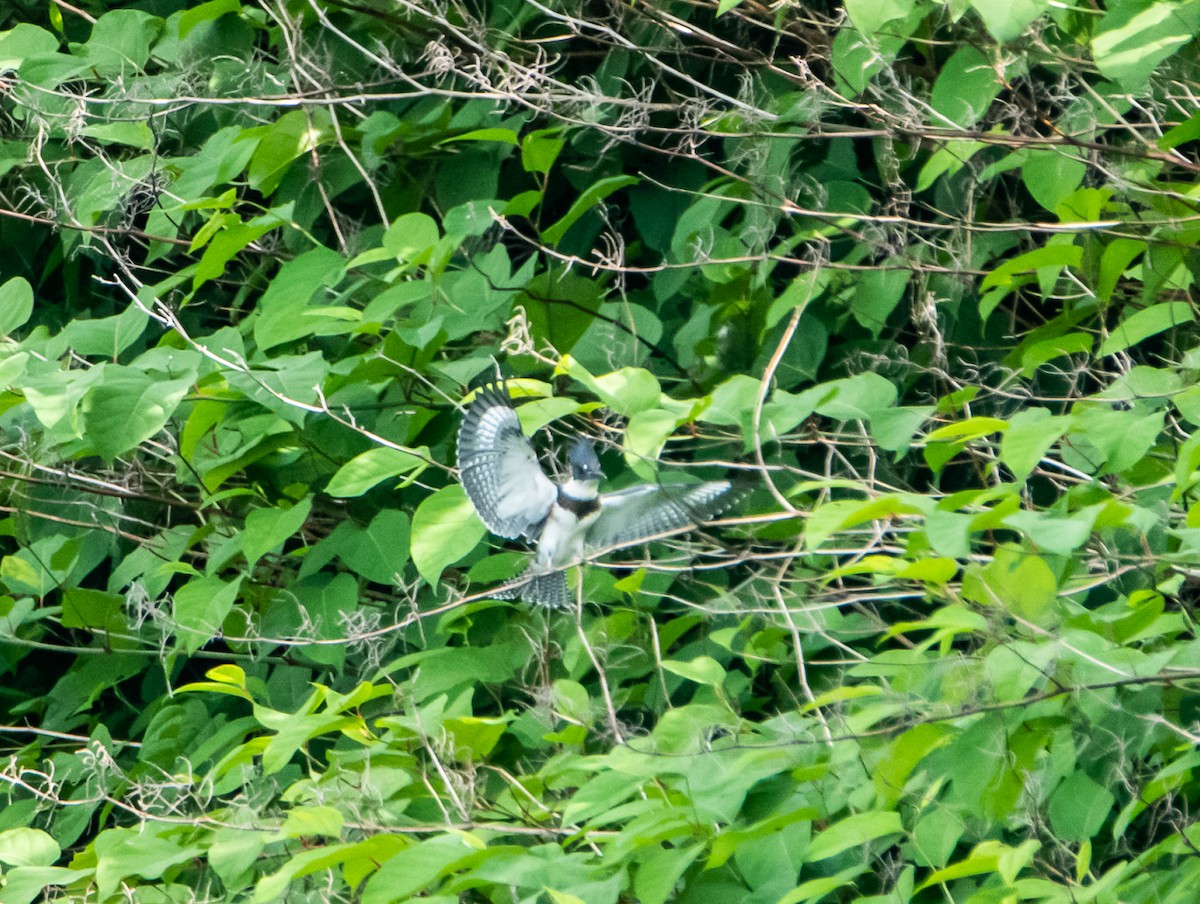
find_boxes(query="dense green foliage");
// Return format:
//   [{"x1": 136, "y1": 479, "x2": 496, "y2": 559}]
[{"x1": 0, "y1": 0, "x2": 1199, "y2": 900}]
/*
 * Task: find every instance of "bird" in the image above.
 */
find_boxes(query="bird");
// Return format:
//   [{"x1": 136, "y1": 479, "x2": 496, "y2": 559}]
[{"x1": 457, "y1": 382, "x2": 739, "y2": 607}]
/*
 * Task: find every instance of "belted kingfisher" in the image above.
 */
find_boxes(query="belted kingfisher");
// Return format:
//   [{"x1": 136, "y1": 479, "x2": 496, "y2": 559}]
[{"x1": 457, "y1": 383, "x2": 738, "y2": 607}]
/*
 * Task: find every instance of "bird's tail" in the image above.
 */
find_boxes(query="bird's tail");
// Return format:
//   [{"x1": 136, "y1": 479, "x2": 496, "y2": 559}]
[{"x1": 493, "y1": 567, "x2": 571, "y2": 608}]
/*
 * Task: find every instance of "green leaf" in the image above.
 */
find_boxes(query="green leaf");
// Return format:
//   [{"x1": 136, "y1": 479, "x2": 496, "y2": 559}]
[
  {"x1": 411, "y1": 485, "x2": 487, "y2": 586},
  {"x1": 981, "y1": 244, "x2": 1083, "y2": 290},
  {"x1": 814, "y1": 373, "x2": 898, "y2": 421},
  {"x1": 79, "y1": 121, "x2": 155, "y2": 149},
  {"x1": 999, "y1": 408, "x2": 1070, "y2": 482},
  {"x1": 336, "y1": 510, "x2": 411, "y2": 584},
  {"x1": 0, "y1": 25, "x2": 60, "y2": 68},
  {"x1": 624, "y1": 408, "x2": 680, "y2": 478},
  {"x1": 73, "y1": 9, "x2": 163, "y2": 77},
  {"x1": 1092, "y1": 0, "x2": 1200, "y2": 88},
  {"x1": 0, "y1": 828, "x2": 61, "y2": 868},
  {"x1": 0, "y1": 867, "x2": 93, "y2": 904},
  {"x1": 1049, "y1": 772, "x2": 1116, "y2": 841},
  {"x1": 173, "y1": 576, "x2": 243, "y2": 654},
  {"x1": 1023, "y1": 149, "x2": 1087, "y2": 214},
  {"x1": 963, "y1": 544, "x2": 1058, "y2": 624},
  {"x1": 276, "y1": 805, "x2": 344, "y2": 840},
  {"x1": 242, "y1": 497, "x2": 312, "y2": 567},
  {"x1": 81, "y1": 370, "x2": 193, "y2": 460},
  {"x1": 661, "y1": 656, "x2": 726, "y2": 689},
  {"x1": 806, "y1": 811, "x2": 903, "y2": 861},
  {"x1": 967, "y1": 0, "x2": 1049, "y2": 42},
  {"x1": 440, "y1": 127, "x2": 518, "y2": 145},
  {"x1": 179, "y1": 0, "x2": 243, "y2": 39},
  {"x1": 521, "y1": 129, "x2": 564, "y2": 173},
  {"x1": 246, "y1": 110, "x2": 323, "y2": 195},
  {"x1": 541, "y1": 175, "x2": 638, "y2": 244},
  {"x1": 1097, "y1": 238, "x2": 1146, "y2": 303},
  {"x1": 62, "y1": 301, "x2": 150, "y2": 356},
  {"x1": 94, "y1": 824, "x2": 203, "y2": 900},
  {"x1": 361, "y1": 835, "x2": 480, "y2": 904},
  {"x1": 252, "y1": 246, "x2": 347, "y2": 351},
  {"x1": 564, "y1": 361, "x2": 661, "y2": 416},
  {"x1": 326, "y1": 446, "x2": 429, "y2": 497},
  {"x1": 777, "y1": 866, "x2": 868, "y2": 904},
  {"x1": 930, "y1": 45, "x2": 1001, "y2": 128},
  {"x1": 0, "y1": 276, "x2": 33, "y2": 335},
  {"x1": 1098, "y1": 301, "x2": 1194, "y2": 357},
  {"x1": 843, "y1": 0, "x2": 916, "y2": 32},
  {"x1": 382, "y1": 211, "x2": 441, "y2": 264},
  {"x1": 849, "y1": 265, "x2": 908, "y2": 336}
]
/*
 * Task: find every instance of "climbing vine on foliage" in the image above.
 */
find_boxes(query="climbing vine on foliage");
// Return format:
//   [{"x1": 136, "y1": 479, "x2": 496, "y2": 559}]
[{"x1": 0, "y1": 0, "x2": 1198, "y2": 901}]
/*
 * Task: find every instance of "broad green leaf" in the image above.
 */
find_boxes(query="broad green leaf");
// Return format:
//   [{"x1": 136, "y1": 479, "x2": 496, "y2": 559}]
[
  {"x1": 564, "y1": 361, "x2": 661, "y2": 416},
  {"x1": 661, "y1": 656, "x2": 726, "y2": 689},
  {"x1": 634, "y1": 843, "x2": 705, "y2": 904},
  {"x1": 326, "y1": 446, "x2": 429, "y2": 497},
  {"x1": 806, "y1": 811, "x2": 903, "y2": 861},
  {"x1": 916, "y1": 840, "x2": 1039, "y2": 890},
  {"x1": 916, "y1": 140, "x2": 987, "y2": 192},
  {"x1": 0, "y1": 828, "x2": 60, "y2": 868},
  {"x1": 521, "y1": 129, "x2": 564, "y2": 173},
  {"x1": 1098, "y1": 301, "x2": 1194, "y2": 357},
  {"x1": 444, "y1": 714, "x2": 512, "y2": 759},
  {"x1": 1049, "y1": 772, "x2": 1116, "y2": 841},
  {"x1": 849, "y1": 265, "x2": 908, "y2": 336},
  {"x1": 963, "y1": 544, "x2": 1058, "y2": 624},
  {"x1": 1020, "y1": 332, "x2": 1092, "y2": 376},
  {"x1": 411, "y1": 484, "x2": 487, "y2": 586},
  {"x1": 62, "y1": 301, "x2": 150, "y2": 357},
  {"x1": 541, "y1": 175, "x2": 639, "y2": 244},
  {"x1": 1092, "y1": 0, "x2": 1200, "y2": 87},
  {"x1": 981, "y1": 244, "x2": 1083, "y2": 290},
  {"x1": 777, "y1": 866, "x2": 868, "y2": 904},
  {"x1": 74, "y1": 9, "x2": 163, "y2": 77},
  {"x1": 382, "y1": 211, "x2": 441, "y2": 263},
  {"x1": 275, "y1": 805, "x2": 344, "y2": 840},
  {"x1": 624, "y1": 408, "x2": 680, "y2": 478},
  {"x1": 246, "y1": 110, "x2": 324, "y2": 195},
  {"x1": 0, "y1": 25, "x2": 60, "y2": 68},
  {"x1": 0, "y1": 276, "x2": 33, "y2": 335},
  {"x1": 173, "y1": 576, "x2": 243, "y2": 654},
  {"x1": 999, "y1": 407, "x2": 1069, "y2": 481},
  {"x1": 968, "y1": 0, "x2": 1049, "y2": 42},
  {"x1": 843, "y1": 0, "x2": 916, "y2": 32},
  {"x1": 930, "y1": 45, "x2": 1001, "y2": 128},
  {"x1": 179, "y1": 0, "x2": 242, "y2": 38},
  {"x1": 242, "y1": 497, "x2": 313, "y2": 567},
  {"x1": 1023, "y1": 149, "x2": 1087, "y2": 214},
  {"x1": 79, "y1": 121, "x2": 154, "y2": 149},
  {"x1": 0, "y1": 867, "x2": 93, "y2": 904},
  {"x1": 361, "y1": 834, "x2": 481, "y2": 904},
  {"x1": 94, "y1": 824, "x2": 203, "y2": 900},
  {"x1": 925, "y1": 416, "x2": 1008, "y2": 443},
  {"x1": 253, "y1": 246, "x2": 346, "y2": 350},
  {"x1": 81, "y1": 370, "x2": 193, "y2": 460},
  {"x1": 439, "y1": 127, "x2": 518, "y2": 145},
  {"x1": 1097, "y1": 238, "x2": 1146, "y2": 303},
  {"x1": 814, "y1": 372, "x2": 898, "y2": 421}
]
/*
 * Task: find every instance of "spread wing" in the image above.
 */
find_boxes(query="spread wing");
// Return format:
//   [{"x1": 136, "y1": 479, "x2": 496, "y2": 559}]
[
  {"x1": 457, "y1": 384, "x2": 556, "y2": 539},
  {"x1": 586, "y1": 480, "x2": 737, "y2": 553}
]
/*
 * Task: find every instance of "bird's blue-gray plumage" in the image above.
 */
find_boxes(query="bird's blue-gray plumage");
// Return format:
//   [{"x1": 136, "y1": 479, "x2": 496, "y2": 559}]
[{"x1": 457, "y1": 383, "x2": 738, "y2": 607}]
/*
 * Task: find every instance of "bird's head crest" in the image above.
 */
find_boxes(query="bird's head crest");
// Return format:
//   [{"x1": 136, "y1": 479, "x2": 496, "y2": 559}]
[{"x1": 568, "y1": 438, "x2": 604, "y2": 482}]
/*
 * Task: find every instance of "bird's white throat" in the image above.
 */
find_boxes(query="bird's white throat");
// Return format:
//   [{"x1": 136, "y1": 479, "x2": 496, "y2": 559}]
[{"x1": 560, "y1": 478, "x2": 599, "y2": 501}]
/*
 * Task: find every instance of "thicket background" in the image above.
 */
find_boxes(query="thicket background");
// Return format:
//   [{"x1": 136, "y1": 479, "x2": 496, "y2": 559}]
[{"x1": 0, "y1": 0, "x2": 1198, "y2": 901}]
